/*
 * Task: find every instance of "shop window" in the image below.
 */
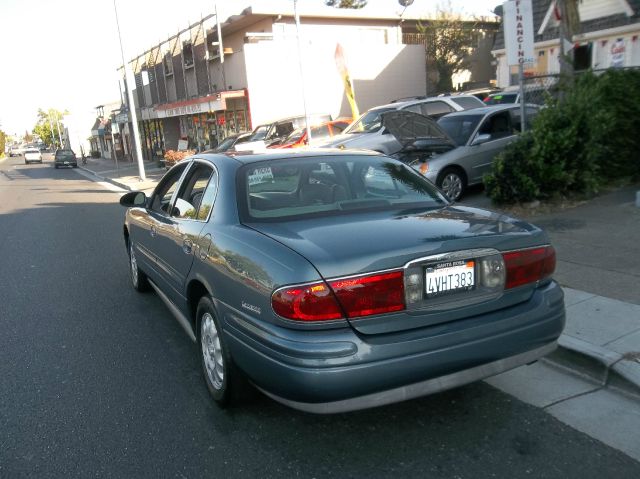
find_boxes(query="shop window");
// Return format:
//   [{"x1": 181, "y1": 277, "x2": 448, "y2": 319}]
[
  {"x1": 163, "y1": 53, "x2": 174, "y2": 76},
  {"x1": 183, "y1": 41, "x2": 194, "y2": 68}
]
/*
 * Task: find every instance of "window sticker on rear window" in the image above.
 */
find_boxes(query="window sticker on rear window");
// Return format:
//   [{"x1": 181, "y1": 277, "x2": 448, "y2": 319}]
[{"x1": 248, "y1": 167, "x2": 274, "y2": 186}]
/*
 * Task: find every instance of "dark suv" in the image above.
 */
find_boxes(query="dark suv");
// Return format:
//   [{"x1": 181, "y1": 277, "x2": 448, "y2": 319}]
[{"x1": 54, "y1": 149, "x2": 78, "y2": 168}]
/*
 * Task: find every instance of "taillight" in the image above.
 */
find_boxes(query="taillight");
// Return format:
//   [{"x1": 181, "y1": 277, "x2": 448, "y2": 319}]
[
  {"x1": 329, "y1": 271, "x2": 405, "y2": 318},
  {"x1": 271, "y1": 270, "x2": 406, "y2": 321},
  {"x1": 272, "y1": 281, "x2": 343, "y2": 321},
  {"x1": 503, "y1": 246, "x2": 556, "y2": 289}
]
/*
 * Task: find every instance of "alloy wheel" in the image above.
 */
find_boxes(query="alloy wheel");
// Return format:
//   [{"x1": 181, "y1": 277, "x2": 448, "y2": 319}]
[{"x1": 441, "y1": 173, "x2": 463, "y2": 201}]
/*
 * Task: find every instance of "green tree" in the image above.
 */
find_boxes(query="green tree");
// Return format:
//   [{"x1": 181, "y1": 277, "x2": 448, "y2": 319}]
[
  {"x1": 32, "y1": 108, "x2": 67, "y2": 148},
  {"x1": 418, "y1": 6, "x2": 484, "y2": 93},
  {"x1": 324, "y1": 0, "x2": 367, "y2": 8}
]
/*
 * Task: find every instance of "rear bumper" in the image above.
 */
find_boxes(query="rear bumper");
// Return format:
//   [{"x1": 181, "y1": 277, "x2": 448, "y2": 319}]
[
  {"x1": 224, "y1": 281, "x2": 565, "y2": 413},
  {"x1": 258, "y1": 342, "x2": 557, "y2": 413}
]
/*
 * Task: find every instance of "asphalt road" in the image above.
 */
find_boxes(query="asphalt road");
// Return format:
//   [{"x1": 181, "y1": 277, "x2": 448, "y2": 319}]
[{"x1": 1, "y1": 156, "x2": 639, "y2": 478}]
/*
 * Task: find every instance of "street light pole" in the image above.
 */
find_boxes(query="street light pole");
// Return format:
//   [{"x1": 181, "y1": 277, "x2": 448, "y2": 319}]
[
  {"x1": 293, "y1": 0, "x2": 312, "y2": 144},
  {"x1": 113, "y1": 0, "x2": 146, "y2": 181}
]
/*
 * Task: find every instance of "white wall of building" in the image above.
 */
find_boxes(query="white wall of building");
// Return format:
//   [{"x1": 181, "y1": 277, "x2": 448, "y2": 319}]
[{"x1": 244, "y1": 41, "x2": 426, "y2": 126}]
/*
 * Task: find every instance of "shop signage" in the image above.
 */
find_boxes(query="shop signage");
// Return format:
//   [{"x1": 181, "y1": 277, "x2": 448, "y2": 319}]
[
  {"x1": 503, "y1": 0, "x2": 535, "y2": 66},
  {"x1": 611, "y1": 38, "x2": 626, "y2": 68}
]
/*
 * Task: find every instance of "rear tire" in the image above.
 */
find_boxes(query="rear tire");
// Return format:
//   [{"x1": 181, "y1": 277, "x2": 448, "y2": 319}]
[
  {"x1": 437, "y1": 167, "x2": 466, "y2": 202},
  {"x1": 129, "y1": 240, "x2": 150, "y2": 292},
  {"x1": 198, "y1": 296, "x2": 244, "y2": 408}
]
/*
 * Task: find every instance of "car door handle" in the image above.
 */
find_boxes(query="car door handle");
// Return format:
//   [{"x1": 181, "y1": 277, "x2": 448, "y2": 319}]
[
  {"x1": 150, "y1": 225, "x2": 157, "y2": 237},
  {"x1": 183, "y1": 238, "x2": 193, "y2": 255}
]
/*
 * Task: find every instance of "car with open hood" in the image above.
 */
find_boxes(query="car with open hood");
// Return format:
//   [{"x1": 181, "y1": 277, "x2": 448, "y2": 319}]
[
  {"x1": 318, "y1": 95, "x2": 484, "y2": 155},
  {"x1": 383, "y1": 105, "x2": 539, "y2": 201},
  {"x1": 119, "y1": 149, "x2": 564, "y2": 414}
]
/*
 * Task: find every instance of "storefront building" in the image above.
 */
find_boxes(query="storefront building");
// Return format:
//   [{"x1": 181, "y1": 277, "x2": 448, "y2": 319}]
[
  {"x1": 492, "y1": 0, "x2": 640, "y2": 87},
  {"x1": 121, "y1": 4, "x2": 431, "y2": 160}
]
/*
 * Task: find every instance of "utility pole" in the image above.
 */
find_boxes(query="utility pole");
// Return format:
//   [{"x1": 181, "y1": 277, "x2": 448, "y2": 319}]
[
  {"x1": 55, "y1": 112, "x2": 64, "y2": 147},
  {"x1": 48, "y1": 113, "x2": 56, "y2": 149},
  {"x1": 114, "y1": 0, "x2": 146, "y2": 181},
  {"x1": 556, "y1": 0, "x2": 574, "y2": 78}
]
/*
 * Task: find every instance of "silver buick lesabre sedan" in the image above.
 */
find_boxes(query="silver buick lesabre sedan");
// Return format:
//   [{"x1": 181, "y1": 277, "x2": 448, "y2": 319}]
[{"x1": 120, "y1": 149, "x2": 565, "y2": 414}]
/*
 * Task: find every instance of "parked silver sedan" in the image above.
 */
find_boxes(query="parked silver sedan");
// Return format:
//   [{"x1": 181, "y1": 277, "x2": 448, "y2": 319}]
[{"x1": 386, "y1": 105, "x2": 538, "y2": 201}]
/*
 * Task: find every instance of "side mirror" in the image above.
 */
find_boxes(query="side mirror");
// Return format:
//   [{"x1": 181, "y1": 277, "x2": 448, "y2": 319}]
[
  {"x1": 471, "y1": 133, "x2": 491, "y2": 146},
  {"x1": 119, "y1": 191, "x2": 147, "y2": 208}
]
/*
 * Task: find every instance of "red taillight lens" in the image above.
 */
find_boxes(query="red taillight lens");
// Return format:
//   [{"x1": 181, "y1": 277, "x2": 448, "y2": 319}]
[
  {"x1": 329, "y1": 271, "x2": 405, "y2": 318},
  {"x1": 272, "y1": 281, "x2": 344, "y2": 321},
  {"x1": 503, "y1": 246, "x2": 556, "y2": 289}
]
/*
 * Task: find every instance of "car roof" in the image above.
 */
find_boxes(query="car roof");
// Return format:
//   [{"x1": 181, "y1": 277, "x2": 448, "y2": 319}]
[
  {"x1": 439, "y1": 104, "x2": 523, "y2": 117},
  {"x1": 197, "y1": 148, "x2": 379, "y2": 165}
]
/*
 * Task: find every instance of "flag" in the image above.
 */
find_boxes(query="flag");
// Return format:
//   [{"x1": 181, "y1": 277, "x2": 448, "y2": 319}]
[{"x1": 335, "y1": 43, "x2": 359, "y2": 120}]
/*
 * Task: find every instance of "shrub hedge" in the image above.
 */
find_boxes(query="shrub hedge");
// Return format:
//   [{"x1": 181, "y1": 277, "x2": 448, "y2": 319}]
[{"x1": 484, "y1": 69, "x2": 640, "y2": 204}]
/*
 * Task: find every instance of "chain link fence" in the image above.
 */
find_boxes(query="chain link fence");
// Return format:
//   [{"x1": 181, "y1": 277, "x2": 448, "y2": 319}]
[{"x1": 521, "y1": 66, "x2": 640, "y2": 106}]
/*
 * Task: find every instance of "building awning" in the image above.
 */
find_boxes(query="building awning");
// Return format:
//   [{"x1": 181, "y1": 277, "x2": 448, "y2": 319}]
[{"x1": 154, "y1": 89, "x2": 245, "y2": 119}]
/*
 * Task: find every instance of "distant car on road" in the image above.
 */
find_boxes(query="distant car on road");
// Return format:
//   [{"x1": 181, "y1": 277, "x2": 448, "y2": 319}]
[
  {"x1": 9, "y1": 145, "x2": 25, "y2": 157},
  {"x1": 385, "y1": 105, "x2": 539, "y2": 201},
  {"x1": 119, "y1": 149, "x2": 564, "y2": 413},
  {"x1": 53, "y1": 149, "x2": 78, "y2": 168},
  {"x1": 23, "y1": 148, "x2": 43, "y2": 164},
  {"x1": 319, "y1": 95, "x2": 484, "y2": 155}
]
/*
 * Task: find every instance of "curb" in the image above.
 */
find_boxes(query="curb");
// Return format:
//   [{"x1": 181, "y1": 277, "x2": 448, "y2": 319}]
[
  {"x1": 545, "y1": 334, "x2": 640, "y2": 399},
  {"x1": 78, "y1": 165, "x2": 132, "y2": 191},
  {"x1": 78, "y1": 165, "x2": 157, "y2": 191}
]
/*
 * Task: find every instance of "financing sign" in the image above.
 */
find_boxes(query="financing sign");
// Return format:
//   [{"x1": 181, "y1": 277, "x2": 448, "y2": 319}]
[{"x1": 503, "y1": 0, "x2": 535, "y2": 66}]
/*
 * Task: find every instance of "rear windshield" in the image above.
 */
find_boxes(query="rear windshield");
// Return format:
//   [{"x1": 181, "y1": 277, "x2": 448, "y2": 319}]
[
  {"x1": 344, "y1": 108, "x2": 395, "y2": 134},
  {"x1": 451, "y1": 96, "x2": 484, "y2": 110},
  {"x1": 484, "y1": 93, "x2": 518, "y2": 105},
  {"x1": 56, "y1": 151, "x2": 75, "y2": 159},
  {"x1": 25, "y1": 149, "x2": 39, "y2": 154},
  {"x1": 238, "y1": 155, "x2": 447, "y2": 222}
]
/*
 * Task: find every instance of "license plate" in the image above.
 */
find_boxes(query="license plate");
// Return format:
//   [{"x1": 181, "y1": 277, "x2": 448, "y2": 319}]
[
  {"x1": 426, "y1": 260, "x2": 475, "y2": 297},
  {"x1": 64, "y1": 161, "x2": 69, "y2": 165}
]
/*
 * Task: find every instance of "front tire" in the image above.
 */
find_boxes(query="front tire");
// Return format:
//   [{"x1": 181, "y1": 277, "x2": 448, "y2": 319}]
[
  {"x1": 198, "y1": 296, "x2": 240, "y2": 407},
  {"x1": 437, "y1": 167, "x2": 466, "y2": 202},
  {"x1": 129, "y1": 240, "x2": 150, "y2": 292}
]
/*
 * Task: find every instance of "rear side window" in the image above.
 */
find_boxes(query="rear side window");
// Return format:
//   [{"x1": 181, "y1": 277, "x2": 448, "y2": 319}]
[
  {"x1": 56, "y1": 151, "x2": 75, "y2": 159},
  {"x1": 240, "y1": 155, "x2": 446, "y2": 222},
  {"x1": 420, "y1": 101, "x2": 454, "y2": 118}
]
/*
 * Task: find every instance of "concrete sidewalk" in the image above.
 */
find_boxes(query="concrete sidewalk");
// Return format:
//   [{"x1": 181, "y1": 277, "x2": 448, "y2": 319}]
[
  {"x1": 78, "y1": 155, "x2": 165, "y2": 192},
  {"x1": 78, "y1": 158, "x2": 640, "y2": 396}
]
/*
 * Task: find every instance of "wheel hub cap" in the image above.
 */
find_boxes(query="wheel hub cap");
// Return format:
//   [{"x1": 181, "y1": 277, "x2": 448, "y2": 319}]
[
  {"x1": 130, "y1": 244, "x2": 138, "y2": 286},
  {"x1": 201, "y1": 313, "x2": 224, "y2": 389}
]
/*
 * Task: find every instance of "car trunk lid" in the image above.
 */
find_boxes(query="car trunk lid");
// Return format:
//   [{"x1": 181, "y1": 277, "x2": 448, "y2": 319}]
[{"x1": 248, "y1": 206, "x2": 547, "y2": 334}]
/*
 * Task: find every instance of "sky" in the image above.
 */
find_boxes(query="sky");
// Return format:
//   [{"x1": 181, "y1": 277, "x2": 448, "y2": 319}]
[{"x1": 0, "y1": 0, "x2": 500, "y2": 138}]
